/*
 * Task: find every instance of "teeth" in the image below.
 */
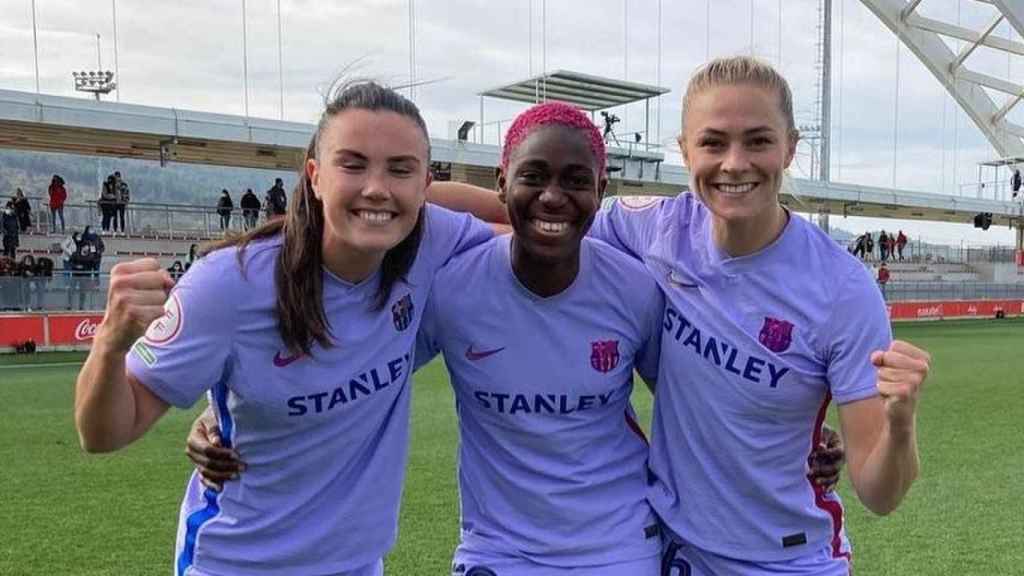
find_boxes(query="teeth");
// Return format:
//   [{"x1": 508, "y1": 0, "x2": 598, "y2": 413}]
[
  {"x1": 356, "y1": 210, "x2": 393, "y2": 224},
  {"x1": 532, "y1": 219, "x2": 569, "y2": 234},
  {"x1": 716, "y1": 183, "x2": 756, "y2": 194}
]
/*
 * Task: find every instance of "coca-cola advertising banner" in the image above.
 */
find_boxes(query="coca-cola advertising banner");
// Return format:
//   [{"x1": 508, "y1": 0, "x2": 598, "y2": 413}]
[
  {"x1": 887, "y1": 299, "x2": 1024, "y2": 320},
  {"x1": 0, "y1": 316, "x2": 46, "y2": 347},
  {"x1": 48, "y1": 314, "x2": 104, "y2": 346}
]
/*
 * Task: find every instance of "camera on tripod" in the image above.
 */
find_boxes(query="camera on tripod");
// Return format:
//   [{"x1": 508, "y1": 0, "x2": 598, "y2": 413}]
[{"x1": 600, "y1": 111, "x2": 621, "y2": 144}]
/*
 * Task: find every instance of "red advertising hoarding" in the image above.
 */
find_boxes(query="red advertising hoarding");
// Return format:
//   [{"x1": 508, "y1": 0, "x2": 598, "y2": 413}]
[
  {"x1": 886, "y1": 299, "x2": 1024, "y2": 320},
  {"x1": 47, "y1": 314, "x2": 104, "y2": 346},
  {"x1": 0, "y1": 316, "x2": 46, "y2": 347}
]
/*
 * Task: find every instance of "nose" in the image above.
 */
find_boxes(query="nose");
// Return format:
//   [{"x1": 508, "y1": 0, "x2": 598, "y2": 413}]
[
  {"x1": 721, "y1": 143, "x2": 751, "y2": 174},
  {"x1": 361, "y1": 167, "x2": 392, "y2": 201},
  {"x1": 538, "y1": 182, "x2": 568, "y2": 209}
]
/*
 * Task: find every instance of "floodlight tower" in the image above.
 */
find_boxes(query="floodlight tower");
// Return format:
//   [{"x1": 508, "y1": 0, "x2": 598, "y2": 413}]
[{"x1": 73, "y1": 70, "x2": 117, "y2": 101}]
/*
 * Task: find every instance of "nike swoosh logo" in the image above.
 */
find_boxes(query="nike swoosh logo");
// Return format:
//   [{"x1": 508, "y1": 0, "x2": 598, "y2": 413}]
[
  {"x1": 667, "y1": 271, "x2": 699, "y2": 289},
  {"x1": 465, "y1": 345, "x2": 505, "y2": 361},
  {"x1": 273, "y1": 351, "x2": 303, "y2": 367}
]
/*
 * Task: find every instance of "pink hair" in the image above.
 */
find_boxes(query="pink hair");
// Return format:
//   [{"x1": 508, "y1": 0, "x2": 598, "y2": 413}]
[{"x1": 500, "y1": 101, "x2": 606, "y2": 177}]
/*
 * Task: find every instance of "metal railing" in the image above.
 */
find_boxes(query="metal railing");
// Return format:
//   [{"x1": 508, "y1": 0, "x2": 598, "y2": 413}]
[
  {"x1": 0, "y1": 273, "x2": 110, "y2": 312},
  {"x1": 845, "y1": 240, "x2": 1018, "y2": 265},
  {"x1": 882, "y1": 282, "x2": 1024, "y2": 302},
  {"x1": 16, "y1": 194, "x2": 270, "y2": 239}
]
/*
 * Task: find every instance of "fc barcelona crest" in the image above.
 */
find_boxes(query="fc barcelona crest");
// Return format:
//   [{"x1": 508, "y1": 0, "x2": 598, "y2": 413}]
[
  {"x1": 758, "y1": 317, "x2": 794, "y2": 353},
  {"x1": 391, "y1": 294, "x2": 415, "y2": 332},
  {"x1": 590, "y1": 340, "x2": 620, "y2": 373}
]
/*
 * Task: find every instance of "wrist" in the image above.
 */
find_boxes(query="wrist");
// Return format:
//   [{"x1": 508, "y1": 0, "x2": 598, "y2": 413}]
[{"x1": 93, "y1": 324, "x2": 134, "y2": 357}]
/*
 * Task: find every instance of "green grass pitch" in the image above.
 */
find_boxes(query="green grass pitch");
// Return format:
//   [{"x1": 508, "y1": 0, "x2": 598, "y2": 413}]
[{"x1": 0, "y1": 319, "x2": 1020, "y2": 575}]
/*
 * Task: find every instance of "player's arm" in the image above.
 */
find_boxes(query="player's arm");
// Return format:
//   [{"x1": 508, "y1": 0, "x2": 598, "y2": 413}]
[
  {"x1": 837, "y1": 340, "x2": 930, "y2": 515},
  {"x1": 74, "y1": 259, "x2": 174, "y2": 452},
  {"x1": 427, "y1": 181, "x2": 509, "y2": 225},
  {"x1": 186, "y1": 405, "x2": 246, "y2": 491}
]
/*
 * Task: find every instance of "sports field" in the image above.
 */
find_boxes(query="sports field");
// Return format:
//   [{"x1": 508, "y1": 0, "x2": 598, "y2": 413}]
[{"x1": 0, "y1": 318, "x2": 1020, "y2": 575}]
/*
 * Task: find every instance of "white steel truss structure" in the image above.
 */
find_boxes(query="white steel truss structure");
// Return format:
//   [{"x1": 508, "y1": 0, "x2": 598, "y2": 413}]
[{"x1": 861, "y1": 0, "x2": 1024, "y2": 157}]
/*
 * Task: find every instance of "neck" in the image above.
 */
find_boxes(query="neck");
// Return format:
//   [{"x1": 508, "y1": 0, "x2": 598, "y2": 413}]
[
  {"x1": 510, "y1": 238, "x2": 580, "y2": 297},
  {"x1": 711, "y1": 204, "x2": 789, "y2": 258},
  {"x1": 321, "y1": 236, "x2": 384, "y2": 284}
]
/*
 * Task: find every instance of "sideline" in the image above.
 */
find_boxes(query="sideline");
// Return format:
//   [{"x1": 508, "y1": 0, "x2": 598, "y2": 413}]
[{"x1": 0, "y1": 362, "x2": 83, "y2": 369}]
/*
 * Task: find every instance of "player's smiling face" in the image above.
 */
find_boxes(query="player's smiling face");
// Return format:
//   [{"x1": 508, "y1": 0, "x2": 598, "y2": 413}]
[
  {"x1": 681, "y1": 83, "x2": 796, "y2": 227},
  {"x1": 309, "y1": 109, "x2": 430, "y2": 269},
  {"x1": 499, "y1": 124, "x2": 606, "y2": 264}
]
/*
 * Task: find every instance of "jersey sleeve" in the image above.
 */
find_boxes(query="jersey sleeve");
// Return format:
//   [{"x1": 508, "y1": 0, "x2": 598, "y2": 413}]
[
  {"x1": 589, "y1": 196, "x2": 665, "y2": 260},
  {"x1": 421, "y1": 204, "x2": 494, "y2": 271},
  {"x1": 824, "y1": 265, "x2": 893, "y2": 404},
  {"x1": 633, "y1": 280, "x2": 665, "y2": 384},
  {"x1": 125, "y1": 252, "x2": 238, "y2": 409}
]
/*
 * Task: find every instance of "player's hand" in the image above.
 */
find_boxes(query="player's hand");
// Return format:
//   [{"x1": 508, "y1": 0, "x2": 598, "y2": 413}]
[
  {"x1": 872, "y1": 340, "x2": 931, "y2": 431},
  {"x1": 96, "y1": 258, "x2": 174, "y2": 353},
  {"x1": 808, "y1": 424, "x2": 845, "y2": 491},
  {"x1": 185, "y1": 411, "x2": 245, "y2": 492}
]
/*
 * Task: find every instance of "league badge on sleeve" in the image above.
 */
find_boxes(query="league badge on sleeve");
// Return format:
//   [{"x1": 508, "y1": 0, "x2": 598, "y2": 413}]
[
  {"x1": 143, "y1": 292, "x2": 184, "y2": 346},
  {"x1": 758, "y1": 317, "x2": 794, "y2": 353},
  {"x1": 391, "y1": 294, "x2": 415, "y2": 332},
  {"x1": 617, "y1": 195, "x2": 662, "y2": 211},
  {"x1": 590, "y1": 340, "x2": 620, "y2": 373}
]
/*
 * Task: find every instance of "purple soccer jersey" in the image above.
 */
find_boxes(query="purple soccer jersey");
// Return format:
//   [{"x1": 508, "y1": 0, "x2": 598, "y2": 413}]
[
  {"x1": 591, "y1": 193, "x2": 891, "y2": 564},
  {"x1": 415, "y1": 235, "x2": 665, "y2": 569},
  {"x1": 126, "y1": 205, "x2": 491, "y2": 576}
]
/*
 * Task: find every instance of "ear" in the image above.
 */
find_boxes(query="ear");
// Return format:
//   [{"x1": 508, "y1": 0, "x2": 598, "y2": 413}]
[
  {"x1": 422, "y1": 170, "x2": 433, "y2": 196},
  {"x1": 783, "y1": 130, "x2": 798, "y2": 169},
  {"x1": 596, "y1": 176, "x2": 609, "y2": 202},
  {"x1": 496, "y1": 167, "x2": 508, "y2": 204},
  {"x1": 306, "y1": 158, "x2": 320, "y2": 200},
  {"x1": 677, "y1": 134, "x2": 690, "y2": 168}
]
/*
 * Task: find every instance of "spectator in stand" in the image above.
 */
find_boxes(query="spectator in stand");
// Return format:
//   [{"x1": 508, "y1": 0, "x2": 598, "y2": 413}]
[
  {"x1": 216, "y1": 189, "x2": 234, "y2": 231},
  {"x1": 879, "y1": 230, "x2": 890, "y2": 262},
  {"x1": 896, "y1": 230, "x2": 908, "y2": 261},
  {"x1": 13, "y1": 188, "x2": 32, "y2": 233},
  {"x1": 877, "y1": 262, "x2": 891, "y2": 298},
  {"x1": 240, "y1": 187, "x2": 261, "y2": 230},
  {"x1": 0, "y1": 255, "x2": 16, "y2": 310},
  {"x1": 2, "y1": 201, "x2": 19, "y2": 259},
  {"x1": 266, "y1": 177, "x2": 288, "y2": 218},
  {"x1": 35, "y1": 254, "x2": 54, "y2": 311},
  {"x1": 865, "y1": 232, "x2": 875, "y2": 261},
  {"x1": 186, "y1": 243, "x2": 198, "y2": 271},
  {"x1": 80, "y1": 225, "x2": 104, "y2": 278},
  {"x1": 851, "y1": 233, "x2": 865, "y2": 260},
  {"x1": 49, "y1": 175, "x2": 68, "y2": 234},
  {"x1": 99, "y1": 175, "x2": 118, "y2": 233},
  {"x1": 66, "y1": 231, "x2": 88, "y2": 311},
  {"x1": 168, "y1": 260, "x2": 185, "y2": 283},
  {"x1": 18, "y1": 255, "x2": 39, "y2": 310},
  {"x1": 114, "y1": 171, "x2": 130, "y2": 235},
  {"x1": 1012, "y1": 168, "x2": 1021, "y2": 199}
]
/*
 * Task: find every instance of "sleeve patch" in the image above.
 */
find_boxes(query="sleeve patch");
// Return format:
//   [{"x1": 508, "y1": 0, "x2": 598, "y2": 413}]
[
  {"x1": 143, "y1": 292, "x2": 184, "y2": 346},
  {"x1": 617, "y1": 195, "x2": 663, "y2": 211}
]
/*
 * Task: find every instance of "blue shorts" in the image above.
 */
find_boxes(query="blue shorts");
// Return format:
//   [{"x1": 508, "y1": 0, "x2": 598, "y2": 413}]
[
  {"x1": 661, "y1": 537, "x2": 851, "y2": 576},
  {"x1": 451, "y1": 549, "x2": 661, "y2": 576}
]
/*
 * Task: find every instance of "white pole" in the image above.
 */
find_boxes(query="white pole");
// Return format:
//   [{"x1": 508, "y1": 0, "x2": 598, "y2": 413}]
[
  {"x1": 657, "y1": 0, "x2": 662, "y2": 148},
  {"x1": 893, "y1": 37, "x2": 900, "y2": 188},
  {"x1": 31, "y1": 0, "x2": 40, "y2": 94},
  {"x1": 705, "y1": 0, "x2": 711, "y2": 59},
  {"x1": 242, "y1": 0, "x2": 249, "y2": 118},
  {"x1": 542, "y1": 0, "x2": 547, "y2": 100},
  {"x1": 112, "y1": 0, "x2": 120, "y2": 101},
  {"x1": 277, "y1": 0, "x2": 284, "y2": 119},
  {"x1": 408, "y1": 0, "x2": 416, "y2": 101},
  {"x1": 96, "y1": 34, "x2": 102, "y2": 69}
]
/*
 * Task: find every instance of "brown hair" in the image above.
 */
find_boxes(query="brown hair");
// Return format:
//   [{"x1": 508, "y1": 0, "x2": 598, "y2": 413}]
[
  {"x1": 202, "y1": 81, "x2": 429, "y2": 356},
  {"x1": 682, "y1": 56, "x2": 797, "y2": 138}
]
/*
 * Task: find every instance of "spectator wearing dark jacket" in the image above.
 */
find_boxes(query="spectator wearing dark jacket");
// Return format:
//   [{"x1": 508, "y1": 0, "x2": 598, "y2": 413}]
[
  {"x1": 48, "y1": 175, "x2": 68, "y2": 234},
  {"x1": 240, "y1": 188, "x2": 261, "y2": 230},
  {"x1": 99, "y1": 176, "x2": 118, "y2": 232},
  {"x1": 113, "y1": 171, "x2": 130, "y2": 234},
  {"x1": 217, "y1": 190, "x2": 234, "y2": 231},
  {"x1": 2, "y1": 202, "x2": 19, "y2": 259},
  {"x1": 266, "y1": 178, "x2": 288, "y2": 217},
  {"x1": 13, "y1": 189, "x2": 32, "y2": 232}
]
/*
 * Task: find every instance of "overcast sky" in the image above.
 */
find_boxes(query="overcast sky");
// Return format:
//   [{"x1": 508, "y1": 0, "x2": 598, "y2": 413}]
[{"x1": 1, "y1": 0, "x2": 1021, "y2": 245}]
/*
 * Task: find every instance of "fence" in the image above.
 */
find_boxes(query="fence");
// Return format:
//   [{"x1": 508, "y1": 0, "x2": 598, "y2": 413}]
[
  {"x1": 17, "y1": 194, "x2": 268, "y2": 239},
  {"x1": 0, "y1": 274, "x2": 110, "y2": 312},
  {"x1": 882, "y1": 282, "x2": 1024, "y2": 302}
]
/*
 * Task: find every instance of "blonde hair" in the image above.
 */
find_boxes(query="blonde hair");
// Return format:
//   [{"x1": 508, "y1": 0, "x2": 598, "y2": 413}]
[{"x1": 682, "y1": 56, "x2": 797, "y2": 137}]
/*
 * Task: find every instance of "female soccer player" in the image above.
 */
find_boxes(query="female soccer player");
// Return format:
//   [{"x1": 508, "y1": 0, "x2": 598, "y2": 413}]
[
  {"x1": 73, "y1": 81, "x2": 492, "y2": 576},
  {"x1": 427, "y1": 57, "x2": 931, "y2": 576},
  {"x1": 186, "y1": 102, "x2": 847, "y2": 575}
]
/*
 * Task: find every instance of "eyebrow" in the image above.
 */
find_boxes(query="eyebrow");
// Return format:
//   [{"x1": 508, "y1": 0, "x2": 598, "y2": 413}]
[
  {"x1": 699, "y1": 126, "x2": 776, "y2": 136},
  {"x1": 333, "y1": 149, "x2": 422, "y2": 164}
]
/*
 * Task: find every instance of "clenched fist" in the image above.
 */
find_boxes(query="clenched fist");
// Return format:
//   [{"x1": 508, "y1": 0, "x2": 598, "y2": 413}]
[
  {"x1": 872, "y1": 340, "x2": 931, "y2": 430},
  {"x1": 96, "y1": 258, "x2": 175, "y2": 353}
]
